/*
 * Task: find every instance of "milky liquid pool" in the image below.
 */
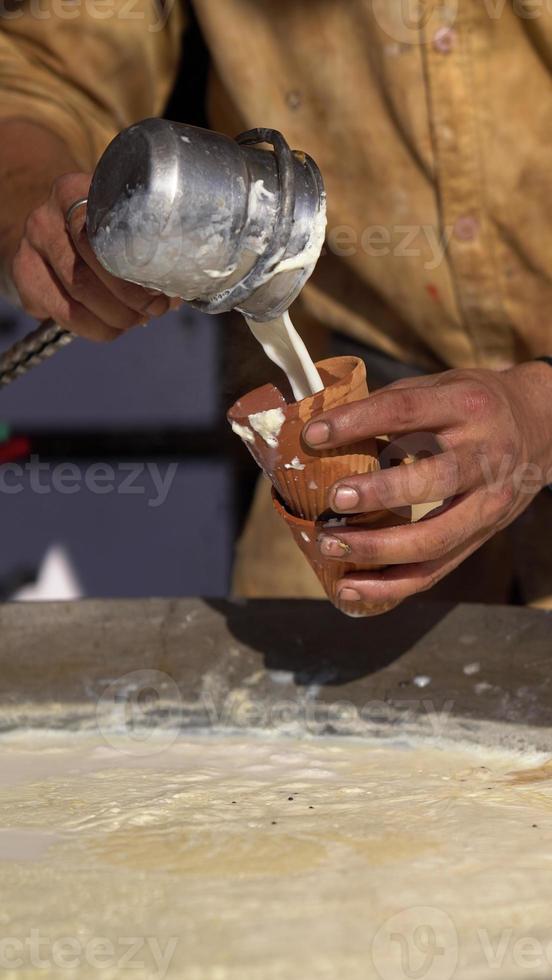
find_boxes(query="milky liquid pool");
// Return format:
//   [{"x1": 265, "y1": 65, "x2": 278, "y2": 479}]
[{"x1": 1, "y1": 732, "x2": 552, "y2": 979}]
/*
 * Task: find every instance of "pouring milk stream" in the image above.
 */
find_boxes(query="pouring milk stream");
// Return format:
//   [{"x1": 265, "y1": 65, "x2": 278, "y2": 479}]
[{"x1": 243, "y1": 183, "x2": 327, "y2": 402}]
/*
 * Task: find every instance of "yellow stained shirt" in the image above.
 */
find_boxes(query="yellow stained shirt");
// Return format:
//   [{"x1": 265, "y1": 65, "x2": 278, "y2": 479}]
[{"x1": 0, "y1": 0, "x2": 551, "y2": 370}]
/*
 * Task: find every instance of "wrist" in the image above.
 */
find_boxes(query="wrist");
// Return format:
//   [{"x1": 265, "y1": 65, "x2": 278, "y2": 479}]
[{"x1": 505, "y1": 361, "x2": 552, "y2": 481}]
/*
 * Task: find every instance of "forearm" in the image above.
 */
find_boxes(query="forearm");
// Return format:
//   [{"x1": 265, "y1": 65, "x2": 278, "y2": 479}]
[{"x1": 0, "y1": 119, "x2": 79, "y2": 299}]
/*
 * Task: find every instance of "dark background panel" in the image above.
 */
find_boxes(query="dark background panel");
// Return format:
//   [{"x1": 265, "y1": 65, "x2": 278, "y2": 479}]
[{"x1": 0, "y1": 459, "x2": 233, "y2": 598}]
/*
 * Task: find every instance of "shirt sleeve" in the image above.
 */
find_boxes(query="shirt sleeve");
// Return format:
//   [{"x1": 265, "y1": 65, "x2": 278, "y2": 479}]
[{"x1": 0, "y1": 1, "x2": 186, "y2": 170}]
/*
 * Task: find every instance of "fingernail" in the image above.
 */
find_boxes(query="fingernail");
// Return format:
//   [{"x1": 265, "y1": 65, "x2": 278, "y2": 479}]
[
  {"x1": 145, "y1": 296, "x2": 170, "y2": 317},
  {"x1": 304, "y1": 421, "x2": 330, "y2": 446},
  {"x1": 318, "y1": 535, "x2": 351, "y2": 558},
  {"x1": 339, "y1": 587, "x2": 361, "y2": 603},
  {"x1": 333, "y1": 485, "x2": 360, "y2": 511}
]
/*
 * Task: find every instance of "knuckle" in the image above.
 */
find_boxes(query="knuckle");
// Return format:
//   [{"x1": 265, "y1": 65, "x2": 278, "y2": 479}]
[
  {"x1": 354, "y1": 534, "x2": 378, "y2": 563},
  {"x1": 402, "y1": 463, "x2": 430, "y2": 501},
  {"x1": 437, "y1": 456, "x2": 460, "y2": 497},
  {"x1": 460, "y1": 383, "x2": 494, "y2": 418},
  {"x1": 426, "y1": 530, "x2": 454, "y2": 561},
  {"x1": 372, "y1": 470, "x2": 396, "y2": 506},
  {"x1": 483, "y1": 484, "x2": 515, "y2": 520},
  {"x1": 23, "y1": 209, "x2": 44, "y2": 243},
  {"x1": 388, "y1": 390, "x2": 422, "y2": 429}
]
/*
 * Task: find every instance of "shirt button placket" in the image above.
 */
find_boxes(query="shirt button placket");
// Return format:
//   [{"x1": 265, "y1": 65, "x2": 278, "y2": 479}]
[{"x1": 421, "y1": 8, "x2": 509, "y2": 365}]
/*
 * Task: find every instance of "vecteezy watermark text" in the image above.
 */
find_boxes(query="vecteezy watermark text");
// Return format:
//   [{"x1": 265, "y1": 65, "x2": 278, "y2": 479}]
[
  {"x1": 372, "y1": 0, "x2": 552, "y2": 46},
  {"x1": 0, "y1": 0, "x2": 175, "y2": 32},
  {"x1": 0, "y1": 456, "x2": 178, "y2": 509},
  {"x1": 0, "y1": 932, "x2": 178, "y2": 979},
  {"x1": 95, "y1": 667, "x2": 457, "y2": 756},
  {"x1": 326, "y1": 222, "x2": 454, "y2": 271},
  {"x1": 371, "y1": 904, "x2": 552, "y2": 980}
]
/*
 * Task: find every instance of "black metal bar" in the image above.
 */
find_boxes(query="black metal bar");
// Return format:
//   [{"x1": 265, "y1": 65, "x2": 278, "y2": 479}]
[{"x1": 6, "y1": 427, "x2": 235, "y2": 460}]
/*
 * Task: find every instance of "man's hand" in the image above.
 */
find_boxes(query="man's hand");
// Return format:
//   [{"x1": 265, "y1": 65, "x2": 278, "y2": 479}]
[
  {"x1": 11, "y1": 172, "x2": 177, "y2": 341},
  {"x1": 304, "y1": 363, "x2": 552, "y2": 611}
]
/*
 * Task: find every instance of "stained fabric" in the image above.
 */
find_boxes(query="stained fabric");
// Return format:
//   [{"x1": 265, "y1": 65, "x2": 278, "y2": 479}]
[{"x1": 0, "y1": 1, "x2": 550, "y2": 369}]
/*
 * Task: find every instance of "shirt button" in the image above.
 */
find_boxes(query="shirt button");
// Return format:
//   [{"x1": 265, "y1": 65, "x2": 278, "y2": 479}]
[
  {"x1": 454, "y1": 215, "x2": 479, "y2": 241},
  {"x1": 433, "y1": 26, "x2": 456, "y2": 53}
]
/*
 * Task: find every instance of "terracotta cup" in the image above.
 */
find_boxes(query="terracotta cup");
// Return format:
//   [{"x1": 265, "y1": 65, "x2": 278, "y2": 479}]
[
  {"x1": 227, "y1": 355, "x2": 410, "y2": 616},
  {"x1": 272, "y1": 491, "x2": 408, "y2": 617}
]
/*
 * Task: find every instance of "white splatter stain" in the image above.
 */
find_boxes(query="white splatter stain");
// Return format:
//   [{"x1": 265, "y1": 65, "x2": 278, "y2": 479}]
[
  {"x1": 413, "y1": 675, "x2": 431, "y2": 689},
  {"x1": 230, "y1": 421, "x2": 255, "y2": 445},
  {"x1": 324, "y1": 517, "x2": 348, "y2": 528},
  {"x1": 284, "y1": 456, "x2": 305, "y2": 471},
  {"x1": 248, "y1": 408, "x2": 286, "y2": 449}
]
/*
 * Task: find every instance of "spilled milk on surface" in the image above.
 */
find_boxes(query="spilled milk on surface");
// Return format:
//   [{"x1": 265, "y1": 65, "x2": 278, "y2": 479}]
[{"x1": 1, "y1": 731, "x2": 552, "y2": 979}]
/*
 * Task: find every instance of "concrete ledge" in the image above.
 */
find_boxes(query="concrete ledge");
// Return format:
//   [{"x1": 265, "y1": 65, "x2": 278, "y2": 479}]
[{"x1": 0, "y1": 598, "x2": 550, "y2": 749}]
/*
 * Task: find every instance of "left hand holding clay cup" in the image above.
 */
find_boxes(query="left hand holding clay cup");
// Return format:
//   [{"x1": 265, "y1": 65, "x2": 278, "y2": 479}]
[{"x1": 304, "y1": 362, "x2": 552, "y2": 611}]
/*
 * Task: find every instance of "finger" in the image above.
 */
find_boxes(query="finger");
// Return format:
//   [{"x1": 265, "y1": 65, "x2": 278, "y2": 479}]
[
  {"x1": 27, "y1": 202, "x2": 152, "y2": 330},
  {"x1": 11, "y1": 239, "x2": 51, "y2": 320},
  {"x1": 336, "y1": 529, "x2": 494, "y2": 607},
  {"x1": 318, "y1": 491, "x2": 482, "y2": 565},
  {"x1": 378, "y1": 431, "x2": 444, "y2": 468},
  {"x1": 73, "y1": 226, "x2": 172, "y2": 320},
  {"x1": 303, "y1": 384, "x2": 458, "y2": 449},
  {"x1": 57, "y1": 255, "x2": 148, "y2": 331},
  {"x1": 57, "y1": 180, "x2": 173, "y2": 320},
  {"x1": 32, "y1": 232, "x2": 143, "y2": 332},
  {"x1": 14, "y1": 245, "x2": 120, "y2": 342},
  {"x1": 328, "y1": 451, "x2": 471, "y2": 513}
]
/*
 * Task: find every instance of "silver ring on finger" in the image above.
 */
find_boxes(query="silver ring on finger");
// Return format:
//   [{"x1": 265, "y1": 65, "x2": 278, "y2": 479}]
[{"x1": 65, "y1": 197, "x2": 89, "y2": 235}]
